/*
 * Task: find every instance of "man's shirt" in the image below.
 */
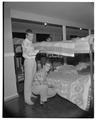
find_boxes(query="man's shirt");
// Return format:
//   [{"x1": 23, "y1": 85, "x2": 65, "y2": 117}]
[{"x1": 22, "y1": 38, "x2": 38, "y2": 59}]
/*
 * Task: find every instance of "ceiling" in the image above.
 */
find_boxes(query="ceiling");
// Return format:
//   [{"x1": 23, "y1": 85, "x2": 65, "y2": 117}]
[{"x1": 6, "y1": 2, "x2": 94, "y2": 29}]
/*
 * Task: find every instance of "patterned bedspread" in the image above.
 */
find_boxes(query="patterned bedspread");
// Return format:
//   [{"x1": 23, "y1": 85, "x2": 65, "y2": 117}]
[{"x1": 46, "y1": 65, "x2": 91, "y2": 111}]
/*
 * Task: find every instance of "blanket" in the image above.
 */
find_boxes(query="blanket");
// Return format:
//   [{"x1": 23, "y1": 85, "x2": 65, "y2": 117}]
[{"x1": 47, "y1": 65, "x2": 91, "y2": 111}]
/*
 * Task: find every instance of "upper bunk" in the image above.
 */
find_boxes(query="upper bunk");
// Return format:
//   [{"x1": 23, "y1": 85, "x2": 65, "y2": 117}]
[
  {"x1": 34, "y1": 34, "x2": 94, "y2": 57},
  {"x1": 13, "y1": 34, "x2": 94, "y2": 57}
]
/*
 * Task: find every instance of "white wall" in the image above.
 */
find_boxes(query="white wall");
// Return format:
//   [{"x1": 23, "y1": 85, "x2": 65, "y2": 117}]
[
  {"x1": 4, "y1": 5, "x2": 18, "y2": 101},
  {"x1": 10, "y1": 9, "x2": 91, "y2": 42},
  {"x1": 10, "y1": 9, "x2": 90, "y2": 29},
  {"x1": 12, "y1": 21, "x2": 62, "y2": 42},
  {"x1": 66, "y1": 28, "x2": 89, "y2": 40}
]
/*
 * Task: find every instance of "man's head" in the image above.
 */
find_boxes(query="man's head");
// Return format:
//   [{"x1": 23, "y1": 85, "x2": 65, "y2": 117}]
[
  {"x1": 43, "y1": 62, "x2": 51, "y2": 72},
  {"x1": 25, "y1": 29, "x2": 34, "y2": 42},
  {"x1": 46, "y1": 37, "x2": 52, "y2": 42}
]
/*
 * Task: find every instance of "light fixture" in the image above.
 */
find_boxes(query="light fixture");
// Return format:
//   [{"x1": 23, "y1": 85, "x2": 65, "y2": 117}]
[
  {"x1": 80, "y1": 28, "x2": 82, "y2": 30},
  {"x1": 44, "y1": 22, "x2": 47, "y2": 26}
]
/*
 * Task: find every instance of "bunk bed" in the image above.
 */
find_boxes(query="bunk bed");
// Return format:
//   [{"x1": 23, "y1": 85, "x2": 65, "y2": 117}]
[
  {"x1": 13, "y1": 35, "x2": 94, "y2": 111},
  {"x1": 34, "y1": 34, "x2": 94, "y2": 111}
]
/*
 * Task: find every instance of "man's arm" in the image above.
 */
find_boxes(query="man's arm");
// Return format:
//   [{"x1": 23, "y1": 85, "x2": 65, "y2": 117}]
[{"x1": 22, "y1": 41, "x2": 39, "y2": 56}]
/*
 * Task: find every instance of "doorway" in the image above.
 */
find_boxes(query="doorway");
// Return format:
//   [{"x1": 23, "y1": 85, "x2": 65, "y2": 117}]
[{"x1": 12, "y1": 32, "x2": 25, "y2": 94}]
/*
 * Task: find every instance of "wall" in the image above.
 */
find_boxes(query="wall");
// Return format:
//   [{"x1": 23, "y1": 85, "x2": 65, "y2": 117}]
[
  {"x1": 10, "y1": 9, "x2": 91, "y2": 42},
  {"x1": 12, "y1": 20, "x2": 62, "y2": 42},
  {"x1": 66, "y1": 27, "x2": 89, "y2": 40},
  {"x1": 4, "y1": 5, "x2": 18, "y2": 101},
  {"x1": 10, "y1": 9, "x2": 90, "y2": 29}
]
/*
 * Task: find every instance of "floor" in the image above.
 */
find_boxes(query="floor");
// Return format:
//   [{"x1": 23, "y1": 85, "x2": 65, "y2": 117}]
[
  {"x1": 3, "y1": 64, "x2": 94, "y2": 118},
  {"x1": 3, "y1": 91, "x2": 94, "y2": 118}
]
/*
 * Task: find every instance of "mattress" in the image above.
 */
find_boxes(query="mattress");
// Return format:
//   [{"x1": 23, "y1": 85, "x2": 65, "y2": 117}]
[{"x1": 34, "y1": 35, "x2": 94, "y2": 56}]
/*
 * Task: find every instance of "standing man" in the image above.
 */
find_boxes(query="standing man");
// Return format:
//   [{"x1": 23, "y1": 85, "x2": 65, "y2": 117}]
[{"x1": 22, "y1": 29, "x2": 39, "y2": 105}]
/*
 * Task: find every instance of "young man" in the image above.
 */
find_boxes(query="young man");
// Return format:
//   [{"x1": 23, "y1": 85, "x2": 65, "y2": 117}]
[
  {"x1": 22, "y1": 29, "x2": 39, "y2": 105},
  {"x1": 32, "y1": 62, "x2": 56, "y2": 104}
]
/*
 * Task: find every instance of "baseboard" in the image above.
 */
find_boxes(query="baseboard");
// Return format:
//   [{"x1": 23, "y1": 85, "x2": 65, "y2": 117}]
[{"x1": 4, "y1": 93, "x2": 19, "y2": 102}]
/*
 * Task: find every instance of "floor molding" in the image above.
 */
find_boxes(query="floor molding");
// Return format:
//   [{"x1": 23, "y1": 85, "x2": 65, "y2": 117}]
[{"x1": 4, "y1": 93, "x2": 19, "y2": 102}]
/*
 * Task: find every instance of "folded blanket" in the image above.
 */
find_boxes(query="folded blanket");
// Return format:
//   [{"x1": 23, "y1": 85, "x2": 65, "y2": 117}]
[{"x1": 34, "y1": 41, "x2": 75, "y2": 57}]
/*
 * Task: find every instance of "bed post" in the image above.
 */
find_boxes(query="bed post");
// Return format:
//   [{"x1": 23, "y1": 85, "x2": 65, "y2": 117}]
[
  {"x1": 62, "y1": 25, "x2": 67, "y2": 64},
  {"x1": 89, "y1": 36, "x2": 94, "y2": 113}
]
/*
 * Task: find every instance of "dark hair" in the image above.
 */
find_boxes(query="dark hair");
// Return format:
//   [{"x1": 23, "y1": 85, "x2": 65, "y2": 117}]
[
  {"x1": 47, "y1": 36, "x2": 51, "y2": 39},
  {"x1": 25, "y1": 29, "x2": 33, "y2": 35}
]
